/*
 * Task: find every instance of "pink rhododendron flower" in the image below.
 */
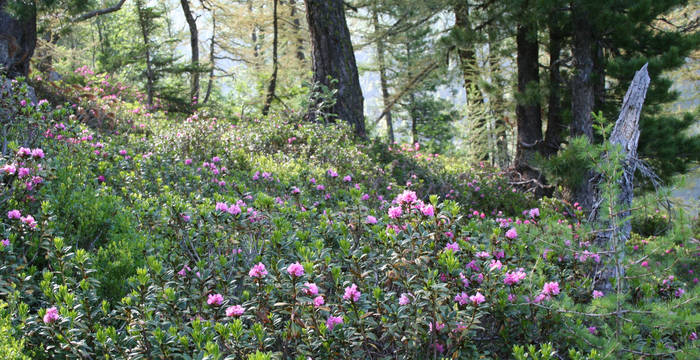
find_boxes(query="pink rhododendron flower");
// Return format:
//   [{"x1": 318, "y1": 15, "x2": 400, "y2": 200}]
[
  {"x1": 361, "y1": 193, "x2": 370, "y2": 201},
  {"x1": 445, "y1": 242, "x2": 460, "y2": 252},
  {"x1": 505, "y1": 228, "x2": 518, "y2": 239},
  {"x1": 454, "y1": 292, "x2": 469, "y2": 305},
  {"x1": 542, "y1": 282, "x2": 560, "y2": 296},
  {"x1": 17, "y1": 147, "x2": 31, "y2": 157},
  {"x1": 7, "y1": 210, "x2": 21, "y2": 219},
  {"x1": 215, "y1": 202, "x2": 228, "y2": 212},
  {"x1": 504, "y1": 270, "x2": 527, "y2": 285},
  {"x1": 588, "y1": 326, "x2": 597, "y2": 335},
  {"x1": 343, "y1": 175, "x2": 352, "y2": 182},
  {"x1": 227, "y1": 204, "x2": 242, "y2": 215},
  {"x1": 399, "y1": 293, "x2": 411, "y2": 305},
  {"x1": 304, "y1": 282, "x2": 319, "y2": 296},
  {"x1": 489, "y1": 260, "x2": 503, "y2": 271},
  {"x1": 31, "y1": 148, "x2": 45, "y2": 158},
  {"x1": 388, "y1": 206, "x2": 402, "y2": 219},
  {"x1": 469, "y1": 292, "x2": 486, "y2": 305},
  {"x1": 1, "y1": 164, "x2": 16, "y2": 174},
  {"x1": 20, "y1": 215, "x2": 37, "y2": 228},
  {"x1": 326, "y1": 315, "x2": 343, "y2": 330},
  {"x1": 592, "y1": 290, "x2": 604, "y2": 299},
  {"x1": 313, "y1": 296, "x2": 325, "y2": 307},
  {"x1": 207, "y1": 294, "x2": 224, "y2": 306},
  {"x1": 476, "y1": 251, "x2": 490, "y2": 258},
  {"x1": 1, "y1": 239, "x2": 8, "y2": 247},
  {"x1": 287, "y1": 262, "x2": 305, "y2": 277},
  {"x1": 528, "y1": 208, "x2": 540, "y2": 218},
  {"x1": 249, "y1": 262, "x2": 268, "y2": 278},
  {"x1": 366, "y1": 215, "x2": 377, "y2": 224},
  {"x1": 420, "y1": 204, "x2": 435, "y2": 217},
  {"x1": 43, "y1": 306, "x2": 59, "y2": 323},
  {"x1": 343, "y1": 283, "x2": 361, "y2": 302},
  {"x1": 396, "y1": 190, "x2": 417, "y2": 205},
  {"x1": 226, "y1": 305, "x2": 244, "y2": 317}
]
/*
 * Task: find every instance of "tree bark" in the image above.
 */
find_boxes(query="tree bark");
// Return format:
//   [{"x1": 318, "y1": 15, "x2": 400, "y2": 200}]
[
  {"x1": 514, "y1": 19, "x2": 543, "y2": 188},
  {"x1": 593, "y1": 64, "x2": 650, "y2": 293},
  {"x1": 571, "y1": 0, "x2": 596, "y2": 209},
  {"x1": 136, "y1": 0, "x2": 154, "y2": 106},
  {"x1": 180, "y1": 0, "x2": 200, "y2": 104},
  {"x1": 372, "y1": 6, "x2": 394, "y2": 143},
  {"x1": 203, "y1": 9, "x2": 216, "y2": 104},
  {"x1": 304, "y1": 0, "x2": 365, "y2": 137},
  {"x1": 262, "y1": 0, "x2": 279, "y2": 116},
  {"x1": 454, "y1": 3, "x2": 477, "y2": 99},
  {"x1": 289, "y1": 0, "x2": 305, "y2": 62},
  {"x1": 0, "y1": 1, "x2": 36, "y2": 78},
  {"x1": 543, "y1": 15, "x2": 564, "y2": 157}
]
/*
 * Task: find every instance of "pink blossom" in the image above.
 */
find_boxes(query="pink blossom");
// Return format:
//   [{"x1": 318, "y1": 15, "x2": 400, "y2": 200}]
[
  {"x1": 399, "y1": 293, "x2": 411, "y2": 306},
  {"x1": 185, "y1": 158, "x2": 192, "y2": 165},
  {"x1": 215, "y1": 202, "x2": 228, "y2": 212},
  {"x1": 420, "y1": 204, "x2": 435, "y2": 217},
  {"x1": 361, "y1": 193, "x2": 370, "y2": 201},
  {"x1": 396, "y1": 190, "x2": 417, "y2": 205},
  {"x1": 226, "y1": 204, "x2": 242, "y2": 215},
  {"x1": 304, "y1": 282, "x2": 319, "y2": 296},
  {"x1": 313, "y1": 296, "x2": 325, "y2": 307},
  {"x1": 7, "y1": 210, "x2": 21, "y2": 219},
  {"x1": 207, "y1": 294, "x2": 224, "y2": 306},
  {"x1": 542, "y1": 282, "x2": 560, "y2": 296},
  {"x1": 43, "y1": 306, "x2": 59, "y2": 324},
  {"x1": 504, "y1": 270, "x2": 527, "y2": 285},
  {"x1": 249, "y1": 262, "x2": 268, "y2": 278},
  {"x1": 592, "y1": 290, "x2": 604, "y2": 299},
  {"x1": 1, "y1": 164, "x2": 16, "y2": 174},
  {"x1": 445, "y1": 242, "x2": 460, "y2": 252},
  {"x1": 489, "y1": 260, "x2": 503, "y2": 271},
  {"x1": 343, "y1": 175, "x2": 352, "y2": 182},
  {"x1": 226, "y1": 305, "x2": 245, "y2": 317},
  {"x1": 528, "y1": 208, "x2": 540, "y2": 218},
  {"x1": 326, "y1": 315, "x2": 343, "y2": 330},
  {"x1": 287, "y1": 262, "x2": 305, "y2": 277},
  {"x1": 343, "y1": 283, "x2": 361, "y2": 302},
  {"x1": 454, "y1": 292, "x2": 469, "y2": 305},
  {"x1": 18, "y1": 167, "x2": 30, "y2": 178},
  {"x1": 469, "y1": 292, "x2": 486, "y2": 305},
  {"x1": 505, "y1": 228, "x2": 518, "y2": 239},
  {"x1": 588, "y1": 326, "x2": 597, "y2": 335},
  {"x1": 17, "y1": 147, "x2": 31, "y2": 157},
  {"x1": 475, "y1": 251, "x2": 490, "y2": 258},
  {"x1": 366, "y1": 215, "x2": 377, "y2": 224},
  {"x1": 20, "y1": 215, "x2": 37, "y2": 228},
  {"x1": 31, "y1": 148, "x2": 45, "y2": 158},
  {"x1": 388, "y1": 206, "x2": 402, "y2": 219}
]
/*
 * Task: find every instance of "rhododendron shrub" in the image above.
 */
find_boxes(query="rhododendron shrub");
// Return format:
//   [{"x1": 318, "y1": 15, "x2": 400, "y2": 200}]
[{"x1": 0, "y1": 77, "x2": 697, "y2": 359}]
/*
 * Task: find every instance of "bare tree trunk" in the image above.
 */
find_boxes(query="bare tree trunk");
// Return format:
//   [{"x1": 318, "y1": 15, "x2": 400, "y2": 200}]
[
  {"x1": 372, "y1": 7, "x2": 394, "y2": 143},
  {"x1": 262, "y1": 0, "x2": 279, "y2": 116},
  {"x1": 593, "y1": 64, "x2": 650, "y2": 293},
  {"x1": 304, "y1": 0, "x2": 365, "y2": 137},
  {"x1": 203, "y1": 10, "x2": 216, "y2": 105},
  {"x1": 514, "y1": 18, "x2": 544, "y2": 190},
  {"x1": 180, "y1": 0, "x2": 200, "y2": 104}
]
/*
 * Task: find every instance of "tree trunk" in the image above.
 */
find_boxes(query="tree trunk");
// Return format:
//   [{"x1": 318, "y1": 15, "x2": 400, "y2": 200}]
[
  {"x1": 514, "y1": 20, "x2": 543, "y2": 189},
  {"x1": 571, "y1": 0, "x2": 596, "y2": 209},
  {"x1": 136, "y1": 0, "x2": 154, "y2": 106},
  {"x1": 304, "y1": 0, "x2": 365, "y2": 137},
  {"x1": 289, "y1": 0, "x2": 305, "y2": 62},
  {"x1": 372, "y1": 6, "x2": 394, "y2": 143},
  {"x1": 453, "y1": 3, "x2": 479, "y2": 102},
  {"x1": 543, "y1": 15, "x2": 564, "y2": 157},
  {"x1": 203, "y1": 10, "x2": 216, "y2": 104},
  {"x1": 262, "y1": 0, "x2": 279, "y2": 116},
  {"x1": 0, "y1": 1, "x2": 37, "y2": 78},
  {"x1": 180, "y1": 0, "x2": 200, "y2": 104},
  {"x1": 593, "y1": 64, "x2": 650, "y2": 293}
]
